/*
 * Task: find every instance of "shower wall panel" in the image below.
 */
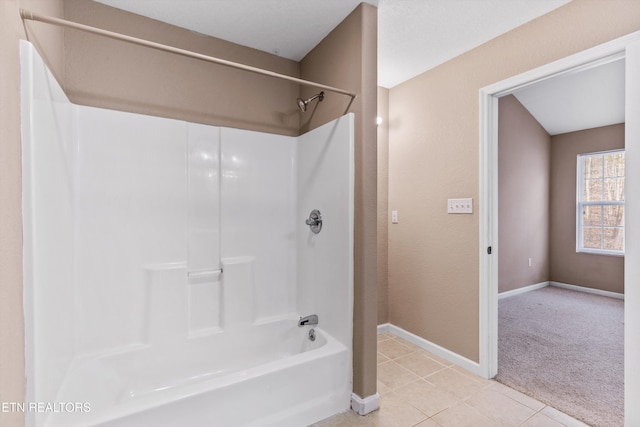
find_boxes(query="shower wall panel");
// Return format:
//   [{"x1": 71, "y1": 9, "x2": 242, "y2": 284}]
[
  {"x1": 187, "y1": 124, "x2": 221, "y2": 274},
  {"x1": 187, "y1": 123, "x2": 222, "y2": 335},
  {"x1": 74, "y1": 107, "x2": 187, "y2": 355},
  {"x1": 71, "y1": 114, "x2": 301, "y2": 352},
  {"x1": 21, "y1": 40, "x2": 76, "y2": 413},
  {"x1": 297, "y1": 114, "x2": 354, "y2": 349},
  {"x1": 23, "y1": 40, "x2": 301, "y2": 357},
  {"x1": 221, "y1": 128, "x2": 296, "y2": 321}
]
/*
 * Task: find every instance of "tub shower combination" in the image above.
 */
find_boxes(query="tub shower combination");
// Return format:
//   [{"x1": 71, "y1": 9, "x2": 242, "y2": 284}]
[{"x1": 21, "y1": 41, "x2": 354, "y2": 427}]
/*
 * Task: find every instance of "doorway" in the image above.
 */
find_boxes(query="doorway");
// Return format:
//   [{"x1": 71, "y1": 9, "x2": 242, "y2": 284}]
[{"x1": 478, "y1": 32, "x2": 640, "y2": 425}]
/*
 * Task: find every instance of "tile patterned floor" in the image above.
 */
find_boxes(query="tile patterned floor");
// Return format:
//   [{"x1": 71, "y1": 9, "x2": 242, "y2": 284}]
[{"x1": 313, "y1": 334, "x2": 589, "y2": 427}]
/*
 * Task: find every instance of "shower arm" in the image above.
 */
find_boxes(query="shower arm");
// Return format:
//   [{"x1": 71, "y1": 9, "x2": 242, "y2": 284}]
[{"x1": 19, "y1": 9, "x2": 357, "y2": 106}]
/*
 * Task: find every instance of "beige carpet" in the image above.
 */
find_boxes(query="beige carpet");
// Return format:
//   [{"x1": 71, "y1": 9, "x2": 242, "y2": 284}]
[{"x1": 496, "y1": 286, "x2": 624, "y2": 427}]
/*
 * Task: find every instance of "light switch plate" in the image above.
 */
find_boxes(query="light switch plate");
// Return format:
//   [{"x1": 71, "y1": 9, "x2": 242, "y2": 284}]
[
  {"x1": 448, "y1": 198, "x2": 473, "y2": 214},
  {"x1": 391, "y1": 210, "x2": 398, "y2": 224}
]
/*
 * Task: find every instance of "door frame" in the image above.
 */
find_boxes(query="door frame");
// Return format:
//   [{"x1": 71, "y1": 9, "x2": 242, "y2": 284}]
[{"x1": 478, "y1": 31, "x2": 640, "y2": 424}]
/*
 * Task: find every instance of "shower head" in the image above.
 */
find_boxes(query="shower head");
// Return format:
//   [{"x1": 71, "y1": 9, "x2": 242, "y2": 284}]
[
  {"x1": 296, "y1": 91, "x2": 324, "y2": 112},
  {"x1": 297, "y1": 97, "x2": 307, "y2": 112}
]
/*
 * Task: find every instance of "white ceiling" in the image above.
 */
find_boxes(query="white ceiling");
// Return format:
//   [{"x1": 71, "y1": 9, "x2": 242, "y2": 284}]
[
  {"x1": 513, "y1": 59, "x2": 625, "y2": 136},
  {"x1": 93, "y1": 0, "x2": 571, "y2": 88},
  {"x1": 377, "y1": 0, "x2": 570, "y2": 88}
]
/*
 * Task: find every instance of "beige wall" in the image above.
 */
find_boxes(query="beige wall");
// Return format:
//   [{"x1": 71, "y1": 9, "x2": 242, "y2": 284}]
[
  {"x1": 300, "y1": 3, "x2": 378, "y2": 398},
  {"x1": 377, "y1": 86, "x2": 389, "y2": 324},
  {"x1": 550, "y1": 124, "x2": 625, "y2": 294},
  {"x1": 498, "y1": 95, "x2": 551, "y2": 294},
  {"x1": 64, "y1": 0, "x2": 301, "y2": 136},
  {"x1": 1, "y1": 2, "x2": 64, "y2": 426},
  {"x1": 497, "y1": 97, "x2": 623, "y2": 295},
  {"x1": 388, "y1": 0, "x2": 640, "y2": 362}
]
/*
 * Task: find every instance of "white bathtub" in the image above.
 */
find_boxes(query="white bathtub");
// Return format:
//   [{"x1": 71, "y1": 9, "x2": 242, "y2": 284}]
[
  {"x1": 22, "y1": 40, "x2": 354, "y2": 427},
  {"x1": 46, "y1": 319, "x2": 350, "y2": 427}
]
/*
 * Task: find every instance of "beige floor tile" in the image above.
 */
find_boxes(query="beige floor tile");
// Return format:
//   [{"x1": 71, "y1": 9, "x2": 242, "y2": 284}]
[
  {"x1": 378, "y1": 339, "x2": 415, "y2": 360},
  {"x1": 366, "y1": 393, "x2": 430, "y2": 427},
  {"x1": 451, "y1": 365, "x2": 494, "y2": 387},
  {"x1": 431, "y1": 402, "x2": 500, "y2": 427},
  {"x1": 487, "y1": 381, "x2": 545, "y2": 411},
  {"x1": 377, "y1": 380, "x2": 391, "y2": 395},
  {"x1": 424, "y1": 368, "x2": 485, "y2": 400},
  {"x1": 465, "y1": 387, "x2": 536, "y2": 426},
  {"x1": 392, "y1": 379, "x2": 459, "y2": 417},
  {"x1": 391, "y1": 337, "x2": 424, "y2": 351},
  {"x1": 387, "y1": 336, "x2": 453, "y2": 367},
  {"x1": 417, "y1": 349, "x2": 455, "y2": 367},
  {"x1": 413, "y1": 420, "x2": 440, "y2": 427},
  {"x1": 422, "y1": 349, "x2": 454, "y2": 366},
  {"x1": 540, "y1": 406, "x2": 590, "y2": 427},
  {"x1": 519, "y1": 412, "x2": 565, "y2": 427},
  {"x1": 325, "y1": 333, "x2": 583, "y2": 427},
  {"x1": 316, "y1": 393, "x2": 429, "y2": 427},
  {"x1": 377, "y1": 333, "x2": 395, "y2": 342},
  {"x1": 377, "y1": 360, "x2": 421, "y2": 389},
  {"x1": 394, "y1": 351, "x2": 447, "y2": 377}
]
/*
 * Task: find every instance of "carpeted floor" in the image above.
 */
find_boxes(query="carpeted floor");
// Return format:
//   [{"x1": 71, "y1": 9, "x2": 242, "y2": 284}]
[{"x1": 496, "y1": 286, "x2": 624, "y2": 427}]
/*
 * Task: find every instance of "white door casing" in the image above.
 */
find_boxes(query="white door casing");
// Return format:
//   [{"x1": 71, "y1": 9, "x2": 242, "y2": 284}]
[
  {"x1": 623, "y1": 36, "x2": 640, "y2": 427},
  {"x1": 479, "y1": 31, "x2": 640, "y2": 425}
]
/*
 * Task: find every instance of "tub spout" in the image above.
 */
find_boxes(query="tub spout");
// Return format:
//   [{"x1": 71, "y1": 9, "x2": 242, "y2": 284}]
[{"x1": 298, "y1": 314, "x2": 318, "y2": 327}]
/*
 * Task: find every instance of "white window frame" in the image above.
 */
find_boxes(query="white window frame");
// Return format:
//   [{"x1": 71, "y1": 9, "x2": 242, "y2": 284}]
[{"x1": 576, "y1": 149, "x2": 625, "y2": 257}]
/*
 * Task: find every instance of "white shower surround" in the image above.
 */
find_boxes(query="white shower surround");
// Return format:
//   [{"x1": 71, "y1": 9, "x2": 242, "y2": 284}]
[{"x1": 21, "y1": 41, "x2": 354, "y2": 427}]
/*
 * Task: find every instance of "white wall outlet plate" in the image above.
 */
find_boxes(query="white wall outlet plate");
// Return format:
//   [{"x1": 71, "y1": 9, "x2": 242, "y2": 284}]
[{"x1": 447, "y1": 198, "x2": 473, "y2": 214}]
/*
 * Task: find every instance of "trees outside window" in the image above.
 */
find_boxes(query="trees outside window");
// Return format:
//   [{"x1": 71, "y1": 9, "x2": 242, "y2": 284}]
[{"x1": 577, "y1": 149, "x2": 625, "y2": 255}]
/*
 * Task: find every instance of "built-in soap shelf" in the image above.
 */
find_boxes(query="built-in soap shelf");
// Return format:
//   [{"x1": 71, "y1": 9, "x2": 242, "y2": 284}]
[
  {"x1": 144, "y1": 258, "x2": 255, "y2": 345},
  {"x1": 187, "y1": 268, "x2": 223, "y2": 281}
]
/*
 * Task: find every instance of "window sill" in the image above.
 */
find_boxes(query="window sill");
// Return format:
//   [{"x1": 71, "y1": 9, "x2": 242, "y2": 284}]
[{"x1": 577, "y1": 249, "x2": 625, "y2": 257}]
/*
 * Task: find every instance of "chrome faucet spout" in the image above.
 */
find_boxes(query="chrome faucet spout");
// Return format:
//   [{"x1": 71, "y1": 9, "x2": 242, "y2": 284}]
[{"x1": 298, "y1": 314, "x2": 318, "y2": 327}]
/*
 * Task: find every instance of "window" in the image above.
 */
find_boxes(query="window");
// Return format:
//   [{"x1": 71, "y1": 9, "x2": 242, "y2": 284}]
[{"x1": 577, "y1": 149, "x2": 625, "y2": 256}]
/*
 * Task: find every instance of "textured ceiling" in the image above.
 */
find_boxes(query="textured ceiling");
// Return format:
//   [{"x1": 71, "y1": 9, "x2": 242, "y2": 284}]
[
  {"x1": 377, "y1": 0, "x2": 571, "y2": 87},
  {"x1": 93, "y1": 0, "x2": 571, "y2": 88}
]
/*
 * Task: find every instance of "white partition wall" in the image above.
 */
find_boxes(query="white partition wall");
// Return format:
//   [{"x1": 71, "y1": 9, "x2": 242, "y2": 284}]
[{"x1": 21, "y1": 40, "x2": 354, "y2": 427}]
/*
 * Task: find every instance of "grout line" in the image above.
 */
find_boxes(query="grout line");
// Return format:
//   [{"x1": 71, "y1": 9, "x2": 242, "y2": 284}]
[
  {"x1": 450, "y1": 365, "x2": 493, "y2": 385},
  {"x1": 516, "y1": 406, "x2": 555, "y2": 427},
  {"x1": 486, "y1": 382, "x2": 543, "y2": 413},
  {"x1": 391, "y1": 339, "x2": 455, "y2": 367},
  {"x1": 421, "y1": 366, "x2": 460, "y2": 388},
  {"x1": 420, "y1": 365, "x2": 449, "y2": 380},
  {"x1": 379, "y1": 360, "x2": 424, "y2": 391},
  {"x1": 377, "y1": 342, "x2": 418, "y2": 360}
]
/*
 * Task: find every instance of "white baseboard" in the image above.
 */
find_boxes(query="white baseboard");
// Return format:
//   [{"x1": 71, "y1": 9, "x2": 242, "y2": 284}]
[
  {"x1": 378, "y1": 281, "x2": 622, "y2": 383},
  {"x1": 498, "y1": 281, "x2": 549, "y2": 300},
  {"x1": 550, "y1": 281, "x2": 624, "y2": 300},
  {"x1": 351, "y1": 392, "x2": 379, "y2": 415},
  {"x1": 380, "y1": 323, "x2": 481, "y2": 376},
  {"x1": 496, "y1": 280, "x2": 624, "y2": 300}
]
